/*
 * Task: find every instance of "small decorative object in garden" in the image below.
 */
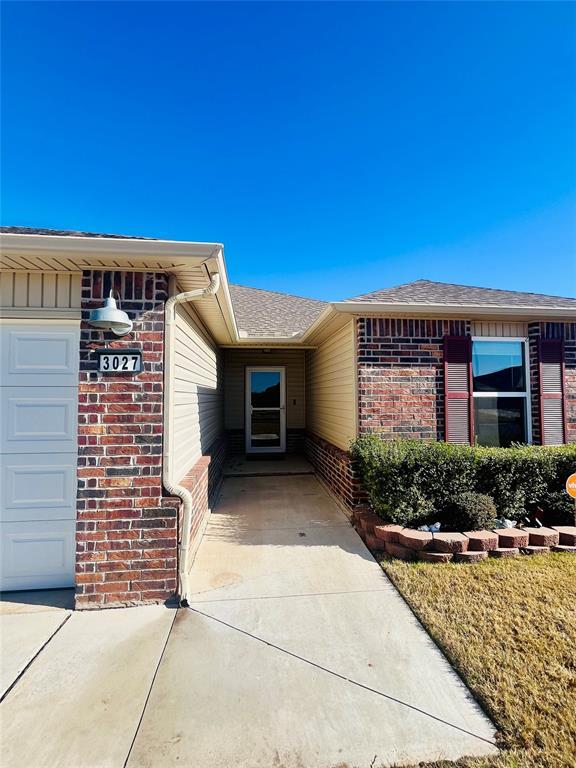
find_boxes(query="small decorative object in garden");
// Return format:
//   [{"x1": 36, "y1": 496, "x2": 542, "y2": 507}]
[
  {"x1": 495, "y1": 518, "x2": 517, "y2": 529},
  {"x1": 417, "y1": 522, "x2": 441, "y2": 532}
]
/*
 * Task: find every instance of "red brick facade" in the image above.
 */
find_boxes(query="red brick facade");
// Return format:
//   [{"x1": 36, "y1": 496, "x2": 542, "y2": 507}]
[
  {"x1": 357, "y1": 317, "x2": 470, "y2": 441},
  {"x1": 357, "y1": 317, "x2": 576, "y2": 445},
  {"x1": 304, "y1": 433, "x2": 365, "y2": 510},
  {"x1": 76, "y1": 270, "x2": 179, "y2": 609}
]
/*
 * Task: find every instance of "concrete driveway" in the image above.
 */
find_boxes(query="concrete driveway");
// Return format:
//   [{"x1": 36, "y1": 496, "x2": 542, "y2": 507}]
[{"x1": 1, "y1": 474, "x2": 497, "y2": 768}]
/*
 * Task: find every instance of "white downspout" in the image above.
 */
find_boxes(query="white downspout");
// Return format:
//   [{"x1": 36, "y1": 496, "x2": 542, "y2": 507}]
[{"x1": 163, "y1": 272, "x2": 221, "y2": 605}]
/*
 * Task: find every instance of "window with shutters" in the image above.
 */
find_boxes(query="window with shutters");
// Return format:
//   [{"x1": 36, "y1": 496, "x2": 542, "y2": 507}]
[{"x1": 471, "y1": 338, "x2": 531, "y2": 447}]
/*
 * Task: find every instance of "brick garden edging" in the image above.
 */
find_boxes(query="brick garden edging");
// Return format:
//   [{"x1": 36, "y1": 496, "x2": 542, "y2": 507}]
[{"x1": 353, "y1": 508, "x2": 576, "y2": 563}]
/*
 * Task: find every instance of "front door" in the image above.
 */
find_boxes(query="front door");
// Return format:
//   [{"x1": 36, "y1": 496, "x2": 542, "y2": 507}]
[{"x1": 245, "y1": 367, "x2": 286, "y2": 453}]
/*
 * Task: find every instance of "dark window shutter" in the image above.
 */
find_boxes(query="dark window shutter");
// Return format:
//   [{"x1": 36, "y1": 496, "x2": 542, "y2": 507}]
[
  {"x1": 444, "y1": 336, "x2": 473, "y2": 444},
  {"x1": 539, "y1": 339, "x2": 565, "y2": 445}
]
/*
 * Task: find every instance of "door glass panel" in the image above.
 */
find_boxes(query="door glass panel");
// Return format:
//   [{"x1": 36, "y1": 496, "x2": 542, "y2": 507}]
[
  {"x1": 251, "y1": 410, "x2": 281, "y2": 448},
  {"x1": 473, "y1": 397, "x2": 526, "y2": 447},
  {"x1": 472, "y1": 341, "x2": 525, "y2": 392},
  {"x1": 250, "y1": 371, "x2": 281, "y2": 407}
]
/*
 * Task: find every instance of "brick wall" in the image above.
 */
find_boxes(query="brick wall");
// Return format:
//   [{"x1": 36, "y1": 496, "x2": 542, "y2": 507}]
[
  {"x1": 179, "y1": 437, "x2": 227, "y2": 570},
  {"x1": 357, "y1": 317, "x2": 470, "y2": 441},
  {"x1": 76, "y1": 270, "x2": 179, "y2": 609},
  {"x1": 226, "y1": 427, "x2": 305, "y2": 455},
  {"x1": 304, "y1": 433, "x2": 365, "y2": 510}
]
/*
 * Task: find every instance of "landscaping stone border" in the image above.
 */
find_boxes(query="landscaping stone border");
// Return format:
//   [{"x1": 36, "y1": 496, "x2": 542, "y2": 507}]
[{"x1": 352, "y1": 507, "x2": 576, "y2": 564}]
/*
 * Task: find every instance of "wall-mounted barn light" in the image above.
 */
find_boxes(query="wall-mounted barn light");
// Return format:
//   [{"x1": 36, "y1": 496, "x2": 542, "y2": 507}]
[{"x1": 87, "y1": 291, "x2": 133, "y2": 336}]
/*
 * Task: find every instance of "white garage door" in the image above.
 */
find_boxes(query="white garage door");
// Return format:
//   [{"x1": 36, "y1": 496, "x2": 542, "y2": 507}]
[{"x1": 1, "y1": 322, "x2": 79, "y2": 591}]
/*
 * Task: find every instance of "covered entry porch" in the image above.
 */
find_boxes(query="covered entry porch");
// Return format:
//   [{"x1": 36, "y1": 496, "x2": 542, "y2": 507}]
[{"x1": 223, "y1": 347, "x2": 307, "y2": 456}]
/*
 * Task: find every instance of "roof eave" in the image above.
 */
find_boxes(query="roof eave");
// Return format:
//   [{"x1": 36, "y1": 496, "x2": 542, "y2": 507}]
[
  {"x1": 332, "y1": 301, "x2": 576, "y2": 320},
  {"x1": 0, "y1": 232, "x2": 222, "y2": 261},
  {"x1": 0, "y1": 232, "x2": 240, "y2": 344}
]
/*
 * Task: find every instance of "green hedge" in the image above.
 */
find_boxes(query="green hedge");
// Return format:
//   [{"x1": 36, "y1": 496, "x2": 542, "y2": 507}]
[{"x1": 350, "y1": 436, "x2": 576, "y2": 528}]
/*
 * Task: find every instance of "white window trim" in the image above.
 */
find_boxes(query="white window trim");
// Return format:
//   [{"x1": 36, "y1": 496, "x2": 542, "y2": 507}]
[{"x1": 471, "y1": 336, "x2": 532, "y2": 444}]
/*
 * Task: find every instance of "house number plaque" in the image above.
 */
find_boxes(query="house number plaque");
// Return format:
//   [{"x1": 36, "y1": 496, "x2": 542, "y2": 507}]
[{"x1": 97, "y1": 348, "x2": 142, "y2": 373}]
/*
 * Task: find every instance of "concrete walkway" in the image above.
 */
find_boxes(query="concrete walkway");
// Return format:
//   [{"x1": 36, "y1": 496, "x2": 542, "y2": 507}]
[
  {"x1": 132, "y1": 475, "x2": 497, "y2": 767},
  {"x1": 0, "y1": 588, "x2": 73, "y2": 699},
  {"x1": 1, "y1": 475, "x2": 498, "y2": 767}
]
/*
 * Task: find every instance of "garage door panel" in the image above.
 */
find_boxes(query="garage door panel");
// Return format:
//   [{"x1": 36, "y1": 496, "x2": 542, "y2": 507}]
[
  {"x1": 0, "y1": 520, "x2": 76, "y2": 591},
  {"x1": 1, "y1": 320, "x2": 79, "y2": 591},
  {"x1": 1, "y1": 325, "x2": 80, "y2": 387},
  {"x1": 2, "y1": 388, "x2": 77, "y2": 453},
  {"x1": 1, "y1": 454, "x2": 77, "y2": 522}
]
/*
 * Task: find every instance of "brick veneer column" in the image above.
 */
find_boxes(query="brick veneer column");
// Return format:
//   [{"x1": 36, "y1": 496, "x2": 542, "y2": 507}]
[
  {"x1": 76, "y1": 270, "x2": 179, "y2": 609},
  {"x1": 564, "y1": 324, "x2": 576, "y2": 443},
  {"x1": 357, "y1": 317, "x2": 470, "y2": 441}
]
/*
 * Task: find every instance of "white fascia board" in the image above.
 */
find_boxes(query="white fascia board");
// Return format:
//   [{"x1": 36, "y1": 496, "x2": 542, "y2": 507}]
[
  {"x1": 206, "y1": 247, "x2": 240, "y2": 342},
  {"x1": 0, "y1": 232, "x2": 222, "y2": 261},
  {"x1": 299, "y1": 305, "x2": 338, "y2": 343},
  {"x1": 331, "y1": 301, "x2": 576, "y2": 320}
]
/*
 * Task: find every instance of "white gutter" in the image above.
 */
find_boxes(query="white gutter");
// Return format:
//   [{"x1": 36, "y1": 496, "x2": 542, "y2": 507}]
[
  {"x1": 163, "y1": 272, "x2": 221, "y2": 604},
  {"x1": 331, "y1": 301, "x2": 576, "y2": 320}
]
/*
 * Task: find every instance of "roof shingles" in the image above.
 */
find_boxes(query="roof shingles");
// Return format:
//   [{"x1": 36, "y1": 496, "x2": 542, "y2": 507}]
[
  {"x1": 347, "y1": 279, "x2": 576, "y2": 309},
  {"x1": 0, "y1": 225, "x2": 156, "y2": 240},
  {"x1": 229, "y1": 284, "x2": 326, "y2": 338}
]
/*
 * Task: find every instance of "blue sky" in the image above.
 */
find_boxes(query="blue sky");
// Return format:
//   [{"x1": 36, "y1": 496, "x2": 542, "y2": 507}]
[{"x1": 2, "y1": 1, "x2": 575, "y2": 300}]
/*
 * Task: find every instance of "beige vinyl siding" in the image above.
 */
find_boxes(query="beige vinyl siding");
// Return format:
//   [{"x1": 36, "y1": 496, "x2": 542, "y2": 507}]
[
  {"x1": 0, "y1": 272, "x2": 82, "y2": 315},
  {"x1": 306, "y1": 320, "x2": 356, "y2": 450},
  {"x1": 172, "y1": 303, "x2": 222, "y2": 482},
  {"x1": 224, "y1": 349, "x2": 305, "y2": 429},
  {"x1": 472, "y1": 321, "x2": 528, "y2": 337}
]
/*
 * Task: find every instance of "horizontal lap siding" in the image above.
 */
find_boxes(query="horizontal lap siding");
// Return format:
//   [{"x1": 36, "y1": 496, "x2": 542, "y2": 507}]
[
  {"x1": 224, "y1": 349, "x2": 306, "y2": 430},
  {"x1": 172, "y1": 304, "x2": 222, "y2": 482},
  {"x1": 306, "y1": 321, "x2": 356, "y2": 450}
]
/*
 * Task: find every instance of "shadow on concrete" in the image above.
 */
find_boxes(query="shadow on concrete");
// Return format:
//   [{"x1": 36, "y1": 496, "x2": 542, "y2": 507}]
[{"x1": 0, "y1": 588, "x2": 75, "y2": 614}]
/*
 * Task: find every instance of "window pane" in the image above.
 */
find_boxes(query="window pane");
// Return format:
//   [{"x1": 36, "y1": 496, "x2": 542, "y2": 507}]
[
  {"x1": 472, "y1": 341, "x2": 525, "y2": 392},
  {"x1": 474, "y1": 397, "x2": 526, "y2": 447},
  {"x1": 250, "y1": 410, "x2": 281, "y2": 448},
  {"x1": 250, "y1": 372, "x2": 281, "y2": 407}
]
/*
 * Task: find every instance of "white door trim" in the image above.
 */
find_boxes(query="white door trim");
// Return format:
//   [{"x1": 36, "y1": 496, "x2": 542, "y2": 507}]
[{"x1": 245, "y1": 366, "x2": 286, "y2": 453}]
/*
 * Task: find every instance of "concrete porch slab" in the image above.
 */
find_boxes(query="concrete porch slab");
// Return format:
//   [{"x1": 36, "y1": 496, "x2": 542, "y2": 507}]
[
  {"x1": 0, "y1": 604, "x2": 175, "y2": 768},
  {"x1": 130, "y1": 475, "x2": 497, "y2": 768},
  {"x1": 224, "y1": 453, "x2": 314, "y2": 477}
]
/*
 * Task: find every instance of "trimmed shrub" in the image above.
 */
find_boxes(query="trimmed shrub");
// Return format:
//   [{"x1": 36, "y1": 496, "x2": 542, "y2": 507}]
[
  {"x1": 350, "y1": 437, "x2": 476, "y2": 527},
  {"x1": 351, "y1": 436, "x2": 576, "y2": 528},
  {"x1": 535, "y1": 492, "x2": 576, "y2": 526},
  {"x1": 441, "y1": 492, "x2": 498, "y2": 532}
]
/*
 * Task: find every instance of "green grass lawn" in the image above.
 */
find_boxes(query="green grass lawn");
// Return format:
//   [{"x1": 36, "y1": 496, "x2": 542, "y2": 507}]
[{"x1": 378, "y1": 552, "x2": 576, "y2": 768}]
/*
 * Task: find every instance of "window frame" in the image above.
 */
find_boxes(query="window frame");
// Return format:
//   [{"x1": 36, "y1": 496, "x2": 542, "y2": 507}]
[{"x1": 471, "y1": 336, "x2": 532, "y2": 445}]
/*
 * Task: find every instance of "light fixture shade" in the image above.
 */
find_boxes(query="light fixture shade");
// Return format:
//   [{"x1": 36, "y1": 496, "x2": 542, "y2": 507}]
[{"x1": 88, "y1": 297, "x2": 133, "y2": 336}]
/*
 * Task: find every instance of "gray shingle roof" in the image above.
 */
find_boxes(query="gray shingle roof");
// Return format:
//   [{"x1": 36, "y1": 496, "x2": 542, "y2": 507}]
[
  {"x1": 347, "y1": 279, "x2": 576, "y2": 309},
  {"x1": 229, "y1": 284, "x2": 327, "y2": 338},
  {"x1": 0, "y1": 225, "x2": 156, "y2": 240}
]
